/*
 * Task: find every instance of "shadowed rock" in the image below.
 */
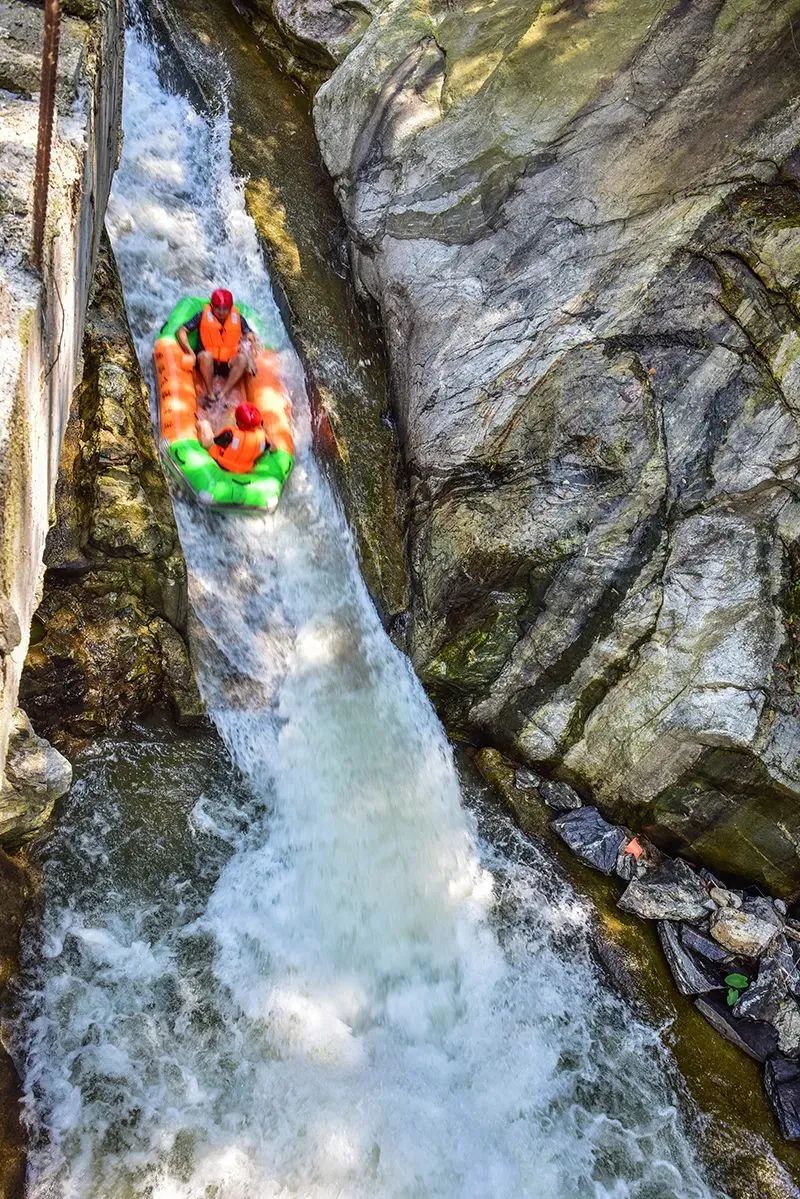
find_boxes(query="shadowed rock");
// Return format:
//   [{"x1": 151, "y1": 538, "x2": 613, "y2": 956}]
[
  {"x1": 765, "y1": 1056, "x2": 800, "y2": 1140},
  {"x1": 539, "y1": 778, "x2": 583, "y2": 812},
  {"x1": 680, "y1": 924, "x2": 736, "y2": 968}
]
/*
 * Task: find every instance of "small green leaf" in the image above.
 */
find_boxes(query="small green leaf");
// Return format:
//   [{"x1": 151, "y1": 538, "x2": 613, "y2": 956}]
[
  {"x1": 726, "y1": 988, "x2": 740, "y2": 1007},
  {"x1": 725, "y1": 973, "x2": 749, "y2": 990}
]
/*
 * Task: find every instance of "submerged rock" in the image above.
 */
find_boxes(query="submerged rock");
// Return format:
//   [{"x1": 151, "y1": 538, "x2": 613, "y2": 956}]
[
  {"x1": 710, "y1": 908, "x2": 780, "y2": 959},
  {"x1": 618, "y1": 858, "x2": 708, "y2": 922},
  {"x1": 658, "y1": 921, "x2": 722, "y2": 996},
  {"x1": 551, "y1": 807, "x2": 626, "y2": 875},
  {"x1": 765, "y1": 1056, "x2": 800, "y2": 1140}
]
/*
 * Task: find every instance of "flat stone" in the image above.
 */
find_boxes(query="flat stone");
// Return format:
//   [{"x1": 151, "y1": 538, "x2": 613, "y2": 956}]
[
  {"x1": 765, "y1": 1055, "x2": 800, "y2": 1140},
  {"x1": 710, "y1": 907, "x2": 780, "y2": 959},
  {"x1": 551, "y1": 806, "x2": 626, "y2": 875},
  {"x1": 695, "y1": 994, "x2": 779, "y2": 1062},
  {"x1": 681, "y1": 924, "x2": 736, "y2": 967},
  {"x1": 618, "y1": 857, "x2": 709, "y2": 921},
  {"x1": 658, "y1": 921, "x2": 723, "y2": 996},
  {"x1": 539, "y1": 778, "x2": 583, "y2": 811},
  {"x1": 734, "y1": 936, "x2": 798, "y2": 1023}
]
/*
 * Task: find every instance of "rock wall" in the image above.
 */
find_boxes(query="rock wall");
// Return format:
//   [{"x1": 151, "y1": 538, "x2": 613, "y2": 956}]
[
  {"x1": 232, "y1": 0, "x2": 800, "y2": 895},
  {"x1": 20, "y1": 238, "x2": 203, "y2": 758},
  {"x1": 0, "y1": 0, "x2": 124, "y2": 830}
]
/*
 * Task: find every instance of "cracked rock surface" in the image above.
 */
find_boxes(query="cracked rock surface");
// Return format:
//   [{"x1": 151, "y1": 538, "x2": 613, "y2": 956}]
[{"x1": 243, "y1": 0, "x2": 800, "y2": 893}]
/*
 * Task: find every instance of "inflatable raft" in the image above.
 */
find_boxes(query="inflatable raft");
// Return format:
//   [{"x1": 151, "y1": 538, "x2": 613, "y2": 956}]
[{"x1": 154, "y1": 296, "x2": 294, "y2": 511}]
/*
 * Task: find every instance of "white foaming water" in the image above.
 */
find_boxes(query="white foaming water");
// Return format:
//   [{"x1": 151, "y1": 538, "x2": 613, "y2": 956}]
[{"x1": 14, "y1": 15, "x2": 723, "y2": 1199}]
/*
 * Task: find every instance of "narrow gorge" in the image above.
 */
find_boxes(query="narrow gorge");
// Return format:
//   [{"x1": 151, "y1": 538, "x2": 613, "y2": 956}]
[{"x1": 2, "y1": 0, "x2": 800, "y2": 1196}]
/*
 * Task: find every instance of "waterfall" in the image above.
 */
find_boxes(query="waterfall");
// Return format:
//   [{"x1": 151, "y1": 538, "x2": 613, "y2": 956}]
[{"x1": 12, "y1": 12, "x2": 719, "y2": 1197}]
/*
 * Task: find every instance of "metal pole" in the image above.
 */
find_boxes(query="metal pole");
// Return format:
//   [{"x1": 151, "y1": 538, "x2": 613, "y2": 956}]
[{"x1": 31, "y1": 0, "x2": 62, "y2": 273}]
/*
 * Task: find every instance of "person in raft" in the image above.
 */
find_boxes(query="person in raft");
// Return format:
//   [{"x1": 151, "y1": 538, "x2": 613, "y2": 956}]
[
  {"x1": 197, "y1": 401, "x2": 268, "y2": 475},
  {"x1": 176, "y1": 287, "x2": 257, "y2": 405}
]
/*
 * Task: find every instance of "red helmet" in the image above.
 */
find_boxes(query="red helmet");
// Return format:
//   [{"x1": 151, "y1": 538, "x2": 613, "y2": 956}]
[
  {"x1": 235, "y1": 402, "x2": 262, "y2": 431},
  {"x1": 210, "y1": 287, "x2": 233, "y2": 310}
]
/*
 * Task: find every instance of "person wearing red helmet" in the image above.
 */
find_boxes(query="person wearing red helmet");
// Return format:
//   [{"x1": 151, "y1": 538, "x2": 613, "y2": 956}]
[
  {"x1": 197, "y1": 401, "x2": 269, "y2": 474},
  {"x1": 177, "y1": 287, "x2": 257, "y2": 405}
]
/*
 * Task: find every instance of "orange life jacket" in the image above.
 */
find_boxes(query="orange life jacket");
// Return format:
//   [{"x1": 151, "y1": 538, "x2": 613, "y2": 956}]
[
  {"x1": 199, "y1": 304, "x2": 242, "y2": 363},
  {"x1": 209, "y1": 426, "x2": 266, "y2": 474}
]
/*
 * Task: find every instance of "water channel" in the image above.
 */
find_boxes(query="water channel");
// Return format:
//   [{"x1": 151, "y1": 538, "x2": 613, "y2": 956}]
[{"x1": 9, "y1": 10, "x2": 747, "y2": 1197}]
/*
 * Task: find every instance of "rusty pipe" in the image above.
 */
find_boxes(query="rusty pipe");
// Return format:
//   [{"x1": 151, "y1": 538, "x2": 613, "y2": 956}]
[{"x1": 31, "y1": 0, "x2": 62, "y2": 273}]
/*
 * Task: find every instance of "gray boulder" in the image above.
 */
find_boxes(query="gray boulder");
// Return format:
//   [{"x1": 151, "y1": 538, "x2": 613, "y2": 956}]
[
  {"x1": 0, "y1": 709, "x2": 71, "y2": 847},
  {"x1": 734, "y1": 937, "x2": 797, "y2": 1023},
  {"x1": 618, "y1": 858, "x2": 708, "y2": 922},
  {"x1": 551, "y1": 807, "x2": 626, "y2": 875}
]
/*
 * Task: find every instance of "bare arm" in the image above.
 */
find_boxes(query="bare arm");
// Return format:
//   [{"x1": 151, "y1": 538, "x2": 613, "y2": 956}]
[{"x1": 177, "y1": 325, "x2": 195, "y2": 362}]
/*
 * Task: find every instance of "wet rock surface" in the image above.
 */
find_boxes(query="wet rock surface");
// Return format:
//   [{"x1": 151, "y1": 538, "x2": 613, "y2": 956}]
[
  {"x1": 19, "y1": 240, "x2": 203, "y2": 758},
  {"x1": 657, "y1": 921, "x2": 722, "y2": 997},
  {"x1": 551, "y1": 806, "x2": 626, "y2": 876},
  {"x1": 0, "y1": 849, "x2": 29, "y2": 1199},
  {"x1": 765, "y1": 1056, "x2": 800, "y2": 1141},
  {"x1": 618, "y1": 858, "x2": 709, "y2": 922}
]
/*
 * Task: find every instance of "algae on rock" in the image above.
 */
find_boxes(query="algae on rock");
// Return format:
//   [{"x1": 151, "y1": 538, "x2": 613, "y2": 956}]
[{"x1": 20, "y1": 239, "x2": 203, "y2": 756}]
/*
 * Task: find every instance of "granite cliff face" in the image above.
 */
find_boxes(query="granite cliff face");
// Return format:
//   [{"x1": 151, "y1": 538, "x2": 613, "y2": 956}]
[
  {"x1": 0, "y1": 0, "x2": 124, "y2": 839},
  {"x1": 235, "y1": 0, "x2": 800, "y2": 895}
]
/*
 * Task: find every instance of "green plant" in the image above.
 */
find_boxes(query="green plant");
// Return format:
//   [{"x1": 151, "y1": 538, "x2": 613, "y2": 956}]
[{"x1": 725, "y1": 973, "x2": 749, "y2": 1007}]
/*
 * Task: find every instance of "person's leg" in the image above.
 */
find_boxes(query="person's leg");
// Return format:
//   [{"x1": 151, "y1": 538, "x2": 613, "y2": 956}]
[
  {"x1": 197, "y1": 351, "x2": 215, "y2": 402},
  {"x1": 218, "y1": 352, "x2": 247, "y2": 400},
  {"x1": 196, "y1": 418, "x2": 214, "y2": 448}
]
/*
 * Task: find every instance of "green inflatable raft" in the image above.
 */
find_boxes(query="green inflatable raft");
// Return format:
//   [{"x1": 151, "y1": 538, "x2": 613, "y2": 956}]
[{"x1": 154, "y1": 296, "x2": 295, "y2": 512}]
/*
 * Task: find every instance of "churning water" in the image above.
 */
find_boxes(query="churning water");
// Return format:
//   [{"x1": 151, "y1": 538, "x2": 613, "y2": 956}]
[{"x1": 13, "y1": 11, "x2": 722, "y2": 1197}]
